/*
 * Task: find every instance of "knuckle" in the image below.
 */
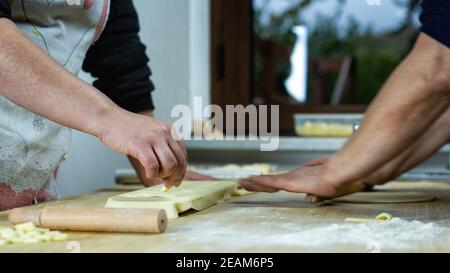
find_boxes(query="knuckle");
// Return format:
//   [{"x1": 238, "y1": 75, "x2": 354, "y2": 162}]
[
  {"x1": 160, "y1": 125, "x2": 171, "y2": 135},
  {"x1": 160, "y1": 162, "x2": 178, "y2": 178},
  {"x1": 140, "y1": 155, "x2": 159, "y2": 173},
  {"x1": 165, "y1": 160, "x2": 179, "y2": 171},
  {"x1": 148, "y1": 162, "x2": 159, "y2": 173},
  {"x1": 147, "y1": 132, "x2": 159, "y2": 142}
]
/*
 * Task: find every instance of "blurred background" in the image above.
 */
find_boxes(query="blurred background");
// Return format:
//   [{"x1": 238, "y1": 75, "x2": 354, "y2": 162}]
[
  {"x1": 58, "y1": 0, "x2": 425, "y2": 197},
  {"x1": 253, "y1": 0, "x2": 420, "y2": 110}
]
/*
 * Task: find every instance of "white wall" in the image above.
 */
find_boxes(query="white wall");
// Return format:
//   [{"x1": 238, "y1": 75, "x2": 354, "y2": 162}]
[{"x1": 57, "y1": 0, "x2": 210, "y2": 197}]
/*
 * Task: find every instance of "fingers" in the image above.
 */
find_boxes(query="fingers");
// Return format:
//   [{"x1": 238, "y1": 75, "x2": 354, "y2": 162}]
[
  {"x1": 166, "y1": 141, "x2": 187, "y2": 187},
  {"x1": 134, "y1": 125, "x2": 187, "y2": 188},
  {"x1": 177, "y1": 141, "x2": 188, "y2": 163},
  {"x1": 242, "y1": 175, "x2": 295, "y2": 192},
  {"x1": 169, "y1": 126, "x2": 188, "y2": 160},
  {"x1": 142, "y1": 177, "x2": 164, "y2": 187},
  {"x1": 153, "y1": 143, "x2": 180, "y2": 184},
  {"x1": 130, "y1": 153, "x2": 177, "y2": 188},
  {"x1": 238, "y1": 179, "x2": 278, "y2": 193},
  {"x1": 127, "y1": 155, "x2": 161, "y2": 187},
  {"x1": 334, "y1": 180, "x2": 368, "y2": 197},
  {"x1": 152, "y1": 136, "x2": 187, "y2": 188},
  {"x1": 137, "y1": 149, "x2": 159, "y2": 179},
  {"x1": 168, "y1": 138, "x2": 187, "y2": 168},
  {"x1": 304, "y1": 157, "x2": 329, "y2": 167},
  {"x1": 184, "y1": 171, "x2": 216, "y2": 181},
  {"x1": 239, "y1": 172, "x2": 323, "y2": 195},
  {"x1": 161, "y1": 124, "x2": 188, "y2": 187}
]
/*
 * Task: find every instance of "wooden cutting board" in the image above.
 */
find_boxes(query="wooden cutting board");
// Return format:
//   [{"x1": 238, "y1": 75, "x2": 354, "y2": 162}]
[{"x1": 1, "y1": 181, "x2": 450, "y2": 253}]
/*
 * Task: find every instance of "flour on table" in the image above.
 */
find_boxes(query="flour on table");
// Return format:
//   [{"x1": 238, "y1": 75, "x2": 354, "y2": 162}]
[{"x1": 165, "y1": 207, "x2": 448, "y2": 251}]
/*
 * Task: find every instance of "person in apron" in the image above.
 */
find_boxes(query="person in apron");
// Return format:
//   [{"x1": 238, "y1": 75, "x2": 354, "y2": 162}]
[{"x1": 0, "y1": 0, "x2": 194, "y2": 211}]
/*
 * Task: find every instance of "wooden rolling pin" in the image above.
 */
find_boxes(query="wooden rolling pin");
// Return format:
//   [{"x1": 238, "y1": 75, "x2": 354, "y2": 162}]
[{"x1": 8, "y1": 207, "x2": 167, "y2": 234}]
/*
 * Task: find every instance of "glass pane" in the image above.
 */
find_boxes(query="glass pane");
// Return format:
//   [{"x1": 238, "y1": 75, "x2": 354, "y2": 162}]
[{"x1": 253, "y1": 0, "x2": 421, "y2": 106}]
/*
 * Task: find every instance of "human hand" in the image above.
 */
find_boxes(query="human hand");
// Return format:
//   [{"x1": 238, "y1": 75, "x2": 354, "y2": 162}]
[
  {"x1": 98, "y1": 108, "x2": 187, "y2": 188},
  {"x1": 238, "y1": 162, "x2": 367, "y2": 199},
  {"x1": 183, "y1": 171, "x2": 216, "y2": 181}
]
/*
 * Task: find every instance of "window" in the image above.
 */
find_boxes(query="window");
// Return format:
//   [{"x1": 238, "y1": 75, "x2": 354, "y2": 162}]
[{"x1": 211, "y1": 0, "x2": 421, "y2": 135}]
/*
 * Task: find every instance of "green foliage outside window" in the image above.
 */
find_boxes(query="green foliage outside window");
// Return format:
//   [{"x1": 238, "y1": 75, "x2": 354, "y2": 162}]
[{"x1": 254, "y1": 0, "x2": 420, "y2": 104}]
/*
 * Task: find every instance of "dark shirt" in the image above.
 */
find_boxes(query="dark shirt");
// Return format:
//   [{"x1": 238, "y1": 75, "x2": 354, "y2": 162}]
[
  {"x1": 0, "y1": 0, "x2": 155, "y2": 113},
  {"x1": 83, "y1": 0, "x2": 155, "y2": 112},
  {"x1": 0, "y1": 0, "x2": 10, "y2": 19},
  {"x1": 420, "y1": 0, "x2": 450, "y2": 48}
]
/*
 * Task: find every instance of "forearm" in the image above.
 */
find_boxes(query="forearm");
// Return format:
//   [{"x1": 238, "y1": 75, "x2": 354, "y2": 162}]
[
  {"x1": 0, "y1": 18, "x2": 119, "y2": 137},
  {"x1": 324, "y1": 34, "x2": 450, "y2": 186},
  {"x1": 365, "y1": 107, "x2": 450, "y2": 184}
]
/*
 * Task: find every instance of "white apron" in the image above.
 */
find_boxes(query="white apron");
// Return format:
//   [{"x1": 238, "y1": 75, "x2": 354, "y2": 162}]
[{"x1": 0, "y1": 0, "x2": 110, "y2": 210}]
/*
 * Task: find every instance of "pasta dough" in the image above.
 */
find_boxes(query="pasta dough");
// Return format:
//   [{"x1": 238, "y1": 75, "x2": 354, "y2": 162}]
[
  {"x1": 105, "y1": 181, "x2": 248, "y2": 219},
  {"x1": 345, "y1": 213, "x2": 394, "y2": 223},
  {"x1": 334, "y1": 191, "x2": 435, "y2": 204},
  {"x1": 0, "y1": 222, "x2": 67, "y2": 245},
  {"x1": 189, "y1": 163, "x2": 275, "y2": 180},
  {"x1": 296, "y1": 122, "x2": 354, "y2": 137}
]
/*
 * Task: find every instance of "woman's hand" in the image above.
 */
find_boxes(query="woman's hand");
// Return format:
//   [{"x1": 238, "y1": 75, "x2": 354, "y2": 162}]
[
  {"x1": 238, "y1": 159, "x2": 367, "y2": 198},
  {"x1": 183, "y1": 171, "x2": 216, "y2": 181},
  {"x1": 130, "y1": 155, "x2": 215, "y2": 187},
  {"x1": 98, "y1": 108, "x2": 187, "y2": 189}
]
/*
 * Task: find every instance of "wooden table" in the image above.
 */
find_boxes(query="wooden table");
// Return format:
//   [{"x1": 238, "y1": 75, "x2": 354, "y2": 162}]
[{"x1": 2, "y1": 181, "x2": 450, "y2": 253}]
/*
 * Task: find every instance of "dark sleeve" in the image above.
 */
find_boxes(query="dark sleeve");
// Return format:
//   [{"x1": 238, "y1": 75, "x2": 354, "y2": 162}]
[
  {"x1": 420, "y1": 0, "x2": 450, "y2": 48},
  {"x1": 83, "y1": 0, "x2": 155, "y2": 113},
  {"x1": 0, "y1": 0, "x2": 11, "y2": 19}
]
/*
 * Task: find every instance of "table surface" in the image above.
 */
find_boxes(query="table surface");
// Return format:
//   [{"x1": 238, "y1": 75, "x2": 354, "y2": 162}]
[{"x1": 2, "y1": 181, "x2": 450, "y2": 253}]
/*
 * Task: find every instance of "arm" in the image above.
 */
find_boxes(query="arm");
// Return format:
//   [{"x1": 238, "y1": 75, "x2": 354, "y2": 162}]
[
  {"x1": 323, "y1": 33, "x2": 450, "y2": 191},
  {"x1": 363, "y1": 107, "x2": 450, "y2": 185},
  {"x1": 326, "y1": 0, "x2": 450, "y2": 189},
  {"x1": 239, "y1": 34, "x2": 450, "y2": 197},
  {"x1": 0, "y1": 18, "x2": 186, "y2": 188},
  {"x1": 82, "y1": 0, "x2": 188, "y2": 186},
  {"x1": 302, "y1": 106, "x2": 450, "y2": 186},
  {"x1": 0, "y1": 18, "x2": 112, "y2": 136}
]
